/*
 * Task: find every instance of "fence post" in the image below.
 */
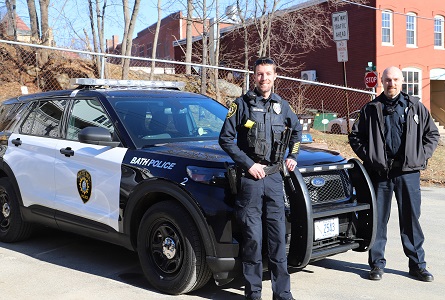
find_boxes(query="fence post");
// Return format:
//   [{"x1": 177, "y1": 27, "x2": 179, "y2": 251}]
[{"x1": 100, "y1": 55, "x2": 106, "y2": 79}]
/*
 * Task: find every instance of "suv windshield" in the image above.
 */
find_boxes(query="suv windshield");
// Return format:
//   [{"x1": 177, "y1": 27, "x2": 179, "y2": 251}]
[{"x1": 110, "y1": 95, "x2": 227, "y2": 148}]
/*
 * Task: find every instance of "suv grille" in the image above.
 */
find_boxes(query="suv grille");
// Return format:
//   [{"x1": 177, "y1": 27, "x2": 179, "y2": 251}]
[{"x1": 302, "y1": 170, "x2": 351, "y2": 204}]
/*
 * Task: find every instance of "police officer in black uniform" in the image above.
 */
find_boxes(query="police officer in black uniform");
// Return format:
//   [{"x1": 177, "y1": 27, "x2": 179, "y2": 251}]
[
  {"x1": 219, "y1": 57, "x2": 302, "y2": 300},
  {"x1": 349, "y1": 66, "x2": 440, "y2": 282}
]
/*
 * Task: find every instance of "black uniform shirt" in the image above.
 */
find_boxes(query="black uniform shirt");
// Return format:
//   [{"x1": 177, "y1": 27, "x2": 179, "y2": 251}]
[
  {"x1": 382, "y1": 93, "x2": 408, "y2": 159},
  {"x1": 219, "y1": 91, "x2": 302, "y2": 170}
]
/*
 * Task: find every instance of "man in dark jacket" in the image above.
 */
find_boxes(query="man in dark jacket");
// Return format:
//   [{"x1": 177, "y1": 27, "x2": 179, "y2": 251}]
[{"x1": 349, "y1": 66, "x2": 440, "y2": 282}]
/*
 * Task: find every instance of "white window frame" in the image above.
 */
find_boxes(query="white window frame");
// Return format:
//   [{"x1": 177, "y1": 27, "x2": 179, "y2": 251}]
[
  {"x1": 434, "y1": 16, "x2": 444, "y2": 49},
  {"x1": 402, "y1": 67, "x2": 422, "y2": 100},
  {"x1": 406, "y1": 12, "x2": 417, "y2": 47},
  {"x1": 382, "y1": 10, "x2": 393, "y2": 46}
]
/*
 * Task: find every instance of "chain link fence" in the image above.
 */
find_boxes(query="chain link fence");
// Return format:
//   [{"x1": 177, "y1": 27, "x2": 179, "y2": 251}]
[{"x1": 0, "y1": 39, "x2": 375, "y2": 135}]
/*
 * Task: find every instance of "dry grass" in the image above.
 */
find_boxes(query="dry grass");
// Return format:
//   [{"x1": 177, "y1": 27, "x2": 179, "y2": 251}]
[{"x1": 308, "y1": 129, "x2": 445, "y2": 187}]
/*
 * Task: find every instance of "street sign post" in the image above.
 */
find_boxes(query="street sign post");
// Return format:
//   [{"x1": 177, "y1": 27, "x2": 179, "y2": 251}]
[{"x1": 364, "y1": 71, "x2": 378, "y2": 88}]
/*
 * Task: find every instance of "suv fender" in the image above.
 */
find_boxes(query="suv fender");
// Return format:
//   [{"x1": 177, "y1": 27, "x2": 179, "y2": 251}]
[
  {"x1": 123, "y1": 178, "x2": 217, "y2": 256},
  {"x1": 286, "y1": 169, "x2": 313, "y2": 268}
]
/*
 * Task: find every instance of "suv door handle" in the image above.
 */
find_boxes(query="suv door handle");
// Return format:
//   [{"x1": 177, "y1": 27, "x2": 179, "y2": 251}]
[
  {"x1": 60, "y1": 147, "x2": 74, "y2": 157},
  {"x1": 12, "y1": 138, "x2": 22, "y2": 146}
]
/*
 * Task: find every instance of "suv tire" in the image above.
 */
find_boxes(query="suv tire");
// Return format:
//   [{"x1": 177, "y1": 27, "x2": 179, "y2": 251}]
[
  {"x1": 0, "y1": 177, "x2": 33, "y2": 242},
  {"x1": 137, "y1": 200, "x2": 211, "y2": 294}
]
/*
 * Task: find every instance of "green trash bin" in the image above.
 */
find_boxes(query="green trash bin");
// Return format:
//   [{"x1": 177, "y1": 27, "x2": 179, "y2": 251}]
[{"x1": 313, "y1": 112, "x2": 338, "y2": 132}]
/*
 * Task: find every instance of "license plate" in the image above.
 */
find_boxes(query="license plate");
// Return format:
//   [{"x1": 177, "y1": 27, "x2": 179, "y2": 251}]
[{"x1": 314, "y1": 217, "x2": 339, "y2": 241}]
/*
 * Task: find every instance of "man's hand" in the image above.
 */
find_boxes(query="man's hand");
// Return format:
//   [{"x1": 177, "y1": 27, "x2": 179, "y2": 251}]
[
  {"x1": 248, "y1": 163, "x2": 266, "y2": 179},
  {"x1": 285, "y1": 158, "x2": 297, "y2": 172}
]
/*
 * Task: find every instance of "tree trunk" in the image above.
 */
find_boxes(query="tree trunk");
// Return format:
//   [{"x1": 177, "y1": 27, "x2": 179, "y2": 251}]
[
  {"x1": 121, "y1": 0, "x2": 141, "y2": 79},
  {"x1": 121, "y1": 0, "x2": 130, "y2": 77},
  {"x1": 200, "y1": 0, "x2": 208, "y2": 95},
  {"x1": 5, "y1": 0, "x2": 17, "y2": 41},
  {"x1": 38, "y1": 0, "x2": 50, "y2": 65},
  {"x1": 213, "y1": 0, "x2": 220, "y2": 102},
  {"x1": 87, "y1": 0, "x2": 101, "y2": 74},
  {"x1": 26, "y1": 0, "x2": 40, "y2": 42},
  {"x1": 150, "y1": 0, "x2": 162, "y2": 80},
  {"x1": 185, "y1": 0, "x2": 193, "y2": 75}
]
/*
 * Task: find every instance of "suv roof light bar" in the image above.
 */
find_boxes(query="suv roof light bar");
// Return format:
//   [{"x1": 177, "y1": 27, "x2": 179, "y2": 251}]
[{"x1": 70, "y1": 78, "x2": 185, "y2": 90}]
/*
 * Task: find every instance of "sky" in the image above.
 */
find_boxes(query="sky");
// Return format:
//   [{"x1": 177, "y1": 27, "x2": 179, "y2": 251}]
[{"x1": 6, "y1": 0, "x2": 308, "y2": 49}]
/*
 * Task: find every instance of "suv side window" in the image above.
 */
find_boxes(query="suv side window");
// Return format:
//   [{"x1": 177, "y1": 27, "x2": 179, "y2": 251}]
[
  {"x1": 0, "y1": 103, "x2": 20, "y2": 131},
  {"x1": 67, "y1": 99, "x2": 116, "y2": 141},
  {"x1": 19, "y1": 100, "x2": 66, "y2": 138}
]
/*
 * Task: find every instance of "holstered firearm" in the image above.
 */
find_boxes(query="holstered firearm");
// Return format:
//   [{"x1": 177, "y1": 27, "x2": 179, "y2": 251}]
[{"x1": 224, "y1": 161, "x2": 238, "y2": 194}]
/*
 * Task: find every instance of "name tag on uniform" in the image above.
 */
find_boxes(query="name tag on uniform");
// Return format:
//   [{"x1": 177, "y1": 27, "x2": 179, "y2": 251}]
[{"x1": 252, "y1": 107, "x2": 265, "y2": 112}]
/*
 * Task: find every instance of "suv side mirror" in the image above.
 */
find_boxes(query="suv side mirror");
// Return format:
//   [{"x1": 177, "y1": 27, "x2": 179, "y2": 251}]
[{"x1": 78, "y1": 127, "x2": 120, "y2": 147}]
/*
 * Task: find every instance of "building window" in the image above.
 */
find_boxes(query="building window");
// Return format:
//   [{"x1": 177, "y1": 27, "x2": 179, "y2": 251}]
[
  {"x1": 147, "y1": 43, "x2": 153, "y2": 56},
  {"x1": 434, "y1": 16, "x2": 444, "y2": 48},
  {"x1": 406, "y1": 13, "x2": 417, "y2": 46},
  {"x1": 402, "y1": 68, "x2": 421, "y2": 98},
  {"x1": 382, "y1": 10, "x2": 393, "y2": 45}
]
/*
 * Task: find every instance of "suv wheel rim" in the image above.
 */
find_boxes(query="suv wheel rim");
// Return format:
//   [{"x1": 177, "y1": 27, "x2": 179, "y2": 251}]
[
  {"x1": 150, "y1": 222, "x2": 182, "y2": 274},
  {"x1": 1, "y1": 192, "x2": 11, "y2": 229}
]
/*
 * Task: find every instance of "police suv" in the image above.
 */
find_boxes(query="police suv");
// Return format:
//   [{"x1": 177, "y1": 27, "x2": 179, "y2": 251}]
[{"x1": 0, "y1": 79, "x2": 376, "y2": 295}]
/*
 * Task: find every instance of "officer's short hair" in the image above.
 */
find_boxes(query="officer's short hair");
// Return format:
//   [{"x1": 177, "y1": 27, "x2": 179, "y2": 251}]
[{"x1": 254, "y1": 57, "x2": 276, "y2": 73}]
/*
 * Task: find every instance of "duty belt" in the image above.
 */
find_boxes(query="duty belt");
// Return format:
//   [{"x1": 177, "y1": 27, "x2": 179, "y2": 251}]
[{"x1": 237, "y1": 163, "x2": 281, "y2": 177}]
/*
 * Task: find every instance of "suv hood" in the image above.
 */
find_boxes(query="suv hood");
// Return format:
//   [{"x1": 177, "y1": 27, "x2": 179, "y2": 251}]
[{"x1": 144, "y1": 140, "x2": 345, "y2": 167}]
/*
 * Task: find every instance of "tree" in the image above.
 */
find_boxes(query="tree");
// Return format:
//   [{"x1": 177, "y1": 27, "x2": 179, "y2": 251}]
[
  {"x1": 149, "y1": 0, "x2": 162, "y2": 80},
  {"x1": 222, "y1": 0, "x2": 368, "y2": 78},
  {"x1": 39, "y1": 0, "x2": 50, "y2": 45},
  {"x1": 121, "y1": 0, "x2": 141, "y2": 79},
  {"x1": 5, "y1": 0, "x2": 17, "y2": 40},
  {"x1": 26, "y1": 0, "x2": 39, "y2": 42},
  {"x1": 87, "y1": 0, "x2": 107, "y2": 76},
  {"x1": 185, "y1": 0, "x2": 193, "y2": 75}
]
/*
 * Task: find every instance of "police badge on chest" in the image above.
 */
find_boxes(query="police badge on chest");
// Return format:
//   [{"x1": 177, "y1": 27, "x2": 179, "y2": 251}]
[{"x1": 273, "y1": 103, "x2": 281, "y2": 114}]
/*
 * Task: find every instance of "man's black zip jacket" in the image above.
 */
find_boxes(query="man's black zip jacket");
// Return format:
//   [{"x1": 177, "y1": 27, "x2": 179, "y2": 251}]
[{"x1": 348, "y1": 91, "x2": 440, "y2": 174}]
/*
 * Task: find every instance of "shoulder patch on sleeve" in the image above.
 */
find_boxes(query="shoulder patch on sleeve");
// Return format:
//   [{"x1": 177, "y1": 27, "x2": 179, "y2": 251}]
[{"x1": 227, "y1": 102, "x2": 237, "y2": 118}]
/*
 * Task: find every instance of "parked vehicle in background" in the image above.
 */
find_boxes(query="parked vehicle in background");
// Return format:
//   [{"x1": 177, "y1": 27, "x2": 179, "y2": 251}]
[
  {"x1": 327, "y1": 110, "x2": 360, "y2": 134},
  {"x1": 0, "y1": 79, "x2": 375, "y2": 295}
]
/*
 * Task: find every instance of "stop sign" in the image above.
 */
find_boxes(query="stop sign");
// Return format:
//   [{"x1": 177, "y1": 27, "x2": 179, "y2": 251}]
[{"x1": 364, "y1": 71, "x2": 378, "y2": 88}]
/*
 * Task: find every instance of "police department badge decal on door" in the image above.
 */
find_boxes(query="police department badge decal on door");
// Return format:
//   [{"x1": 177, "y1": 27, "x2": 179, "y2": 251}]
[{"x1": 77, "y1": 169, "x2": 92, "y2": 203}]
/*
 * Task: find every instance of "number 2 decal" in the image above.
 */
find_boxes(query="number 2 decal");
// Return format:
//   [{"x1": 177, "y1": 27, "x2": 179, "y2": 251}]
[{"x1": 180, "y1": 177, "x2": 188, "y2": 186}]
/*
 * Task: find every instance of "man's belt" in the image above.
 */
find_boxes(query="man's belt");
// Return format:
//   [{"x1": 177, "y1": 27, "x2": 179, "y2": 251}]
[
  {"x1": 263, "y1": 163, "x2": 281, "y2": 175},
  {"x1": 388, "y1": 158, "x2": 402, "y2": 170},
  {"x1": 237, "y1": 163, "x2": 281, "y2": 177}
]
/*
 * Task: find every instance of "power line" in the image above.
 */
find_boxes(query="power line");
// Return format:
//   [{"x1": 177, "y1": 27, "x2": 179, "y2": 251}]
[{"x1": 338, "y1": 0, "x2": 443, "y2": 22}]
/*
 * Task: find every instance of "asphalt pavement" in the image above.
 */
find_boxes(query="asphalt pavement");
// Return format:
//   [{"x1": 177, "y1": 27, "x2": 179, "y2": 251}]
[{"x1": 1, "y1": 187, "x2": 444, "y2": 300}]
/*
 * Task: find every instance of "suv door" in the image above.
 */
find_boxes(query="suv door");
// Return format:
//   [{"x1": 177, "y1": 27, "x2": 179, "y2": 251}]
[
  {"x1": 6, "y1": 100, "x2": 67, "y2": 210},
  {"x1": 54, "y1": 99, "x2": 127, "y2": 231}
]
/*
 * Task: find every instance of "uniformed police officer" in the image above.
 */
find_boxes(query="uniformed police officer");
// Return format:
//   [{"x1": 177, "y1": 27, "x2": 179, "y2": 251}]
[
  {"x1": 349, "y1": 66, "x2": 440, "y2": 282},
  {"x1": 219, "y1": 57, "x2": 302, "y2": 300}
]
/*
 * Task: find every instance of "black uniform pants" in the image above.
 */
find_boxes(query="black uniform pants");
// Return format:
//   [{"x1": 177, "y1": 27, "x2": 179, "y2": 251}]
[
  {"x1": 368, "y1": 169, "x2": 426, "y2": 271},
  {"x1": 235, "y1": 172, "x2": 292, "y2": 300}
]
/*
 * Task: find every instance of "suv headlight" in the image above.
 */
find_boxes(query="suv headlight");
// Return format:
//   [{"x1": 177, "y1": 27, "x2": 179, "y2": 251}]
[{"x1": 186, "y1": 166, "x2": 227, "y2": 186}]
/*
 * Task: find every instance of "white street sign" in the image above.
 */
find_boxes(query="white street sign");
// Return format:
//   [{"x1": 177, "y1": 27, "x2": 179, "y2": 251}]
[
  {"x1": 336, "y1": 40, "x2": 348, "y2": 62},
  {"x1": 332, "y1": 11, "x2": 349, "y2": 41}
]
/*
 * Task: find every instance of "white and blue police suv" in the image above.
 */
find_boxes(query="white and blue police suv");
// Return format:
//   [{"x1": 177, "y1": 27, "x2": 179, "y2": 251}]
[{"x1": 0, "y1": 78, "x2": 376, "y2": 294}]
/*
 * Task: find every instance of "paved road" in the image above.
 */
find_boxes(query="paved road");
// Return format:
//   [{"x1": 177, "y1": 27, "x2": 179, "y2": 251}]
[{"x1": 1, "y1": 187, "x2": 444, "y2": 300}]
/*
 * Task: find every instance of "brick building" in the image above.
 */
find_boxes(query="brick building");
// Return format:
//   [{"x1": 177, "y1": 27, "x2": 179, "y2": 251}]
[
  {"x1": 287, "y1": 0, "x2": 445, "y2": 122},
  {"x1": 107, "y1": 11, "x2": 232, "y2": 60}
]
